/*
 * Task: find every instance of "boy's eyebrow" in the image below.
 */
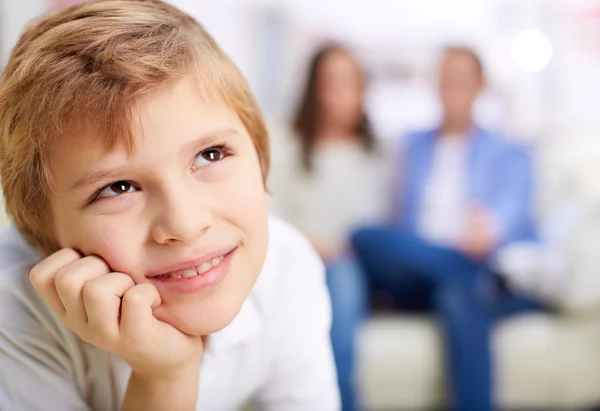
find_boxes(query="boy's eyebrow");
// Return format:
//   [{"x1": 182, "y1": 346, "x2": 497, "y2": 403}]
[
  {"x1": 71, "y1": 168, "x2": 130, "y2": 192},
  {"x1": 180, "y1": 127, "x2": 241, "y2": 153},
  {"x1": 71, "y1": 128, "x2": 242, "y2": 191}
]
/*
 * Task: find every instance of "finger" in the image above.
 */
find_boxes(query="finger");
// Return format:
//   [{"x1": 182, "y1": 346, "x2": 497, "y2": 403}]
[
  {"x1": 54, "y1": 256, "x2": 111, "y2": 327},
  {"x1": 29, "y1": 249, "x2": 82, "y2": 318},
  {"x1": 82, "y1": 272, "x2": 135, "y2": 345},
  {"x1": 120, "y1": 283, "x2": 162, "y2": 345}
]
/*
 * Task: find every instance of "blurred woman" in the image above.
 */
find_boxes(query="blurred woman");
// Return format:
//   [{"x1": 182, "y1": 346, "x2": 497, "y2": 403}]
[{"x1": 269, "y1": 44, "x2": 393, "y2": 411}]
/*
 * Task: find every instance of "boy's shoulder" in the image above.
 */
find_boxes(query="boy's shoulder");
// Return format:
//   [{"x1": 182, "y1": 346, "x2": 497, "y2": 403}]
[
  {"x1": 0, "y1": 225, "x2": 49, "y2": 324},
  {"x1": 0, "y1": 224, "x2": 42, "y2": 289},
  {"x1": 0, "y1": 225, "x2": 68, "y2": 359}
]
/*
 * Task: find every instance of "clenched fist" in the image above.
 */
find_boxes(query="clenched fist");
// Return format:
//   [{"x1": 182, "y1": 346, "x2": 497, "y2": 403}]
[{"x1": 29, "y1": 248, "x2": 205, "y2": 381}]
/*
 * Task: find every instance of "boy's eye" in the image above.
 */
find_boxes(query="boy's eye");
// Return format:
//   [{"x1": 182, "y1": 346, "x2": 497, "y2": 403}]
[
  {"x1": 194, "y1": 147, "x2": 227, "y2": 168},
  {"x1": 97, "y1": 181, "x2": 137, "y2": 199}
]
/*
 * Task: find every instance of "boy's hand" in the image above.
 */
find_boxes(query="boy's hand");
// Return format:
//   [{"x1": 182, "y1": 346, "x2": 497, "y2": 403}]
[{"x1": 29, "y1": 248, "x2": 204, "y2": 380}]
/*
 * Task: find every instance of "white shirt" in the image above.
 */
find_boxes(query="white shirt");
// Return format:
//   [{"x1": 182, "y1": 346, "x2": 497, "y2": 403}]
[
  {"x1": 270, "y1": 135, "x2": 394, "y2": 252},
  {"x1": 417, "y1": 134, "x2": 469, "y2": 245},
  {"x1": 0, "y1": 216, "x2": 340, "y2": 411}
]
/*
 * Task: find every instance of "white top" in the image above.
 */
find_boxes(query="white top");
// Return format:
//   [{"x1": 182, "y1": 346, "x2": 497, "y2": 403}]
[
  {"x1": 270, "y1": 134, "x2": 394, "y2": 253},
  {"x1": 0, "y1": 216, "x2": 340, "y2": 411},
  {"x1": 417, "y1": 134, "x2": 469, "y2": 245}
]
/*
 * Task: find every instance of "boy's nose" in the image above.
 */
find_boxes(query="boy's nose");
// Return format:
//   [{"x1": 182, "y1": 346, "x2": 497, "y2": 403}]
[{"x1": 151, "y1": 189, "x2": 213, "y2": 246}]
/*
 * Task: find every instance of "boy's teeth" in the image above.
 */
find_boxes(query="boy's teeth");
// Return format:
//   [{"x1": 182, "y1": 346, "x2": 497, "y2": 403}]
[
  {"x1": 162, "y1": 254, "x2": 227, "y2": 279},
  {"x1": 181, "y1": 268, "x2": 198, "y2": 278},
  {"x1": 197, "y1": 255, "x2": 225, "y2": 274},
  {"x1": 198, "y1": 262, "x2": 212, "y2": 274}
]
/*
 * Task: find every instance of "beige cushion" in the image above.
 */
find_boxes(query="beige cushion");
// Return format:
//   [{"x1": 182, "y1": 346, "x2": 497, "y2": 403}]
[
  {"x1": 358, "y1": 316, "x2": 445, "y2": 410},
  {"x1": 359, "y1": 313, "x2": 600, "y2": 410}
]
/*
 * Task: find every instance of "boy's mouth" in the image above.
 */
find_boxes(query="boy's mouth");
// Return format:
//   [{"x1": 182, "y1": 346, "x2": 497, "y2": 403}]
[{"x1": 147, "y1": 246, "x2": 237, "y2": 280}]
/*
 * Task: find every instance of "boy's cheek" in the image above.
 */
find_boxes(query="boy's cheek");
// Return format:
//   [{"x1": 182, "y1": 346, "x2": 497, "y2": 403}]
[
  {"x1": 68, "y1": 220, "x2": 138, "y2": 272},
  {"x1": 227, "y1": 170, "x2": 270, "y2": 210},
  {"x1": 227, "y1": 188, "x2": 270, "y2": 230}
]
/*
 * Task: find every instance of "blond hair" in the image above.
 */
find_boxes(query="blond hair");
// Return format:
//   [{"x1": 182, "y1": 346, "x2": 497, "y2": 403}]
[{"x1": 0, "y1": 0, "x2": 270, "y2": 253}]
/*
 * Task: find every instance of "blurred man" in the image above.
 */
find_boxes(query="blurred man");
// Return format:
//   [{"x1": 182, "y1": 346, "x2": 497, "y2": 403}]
[{"x1": 346, "y1": 47, "x2": 540, "y2": 411}]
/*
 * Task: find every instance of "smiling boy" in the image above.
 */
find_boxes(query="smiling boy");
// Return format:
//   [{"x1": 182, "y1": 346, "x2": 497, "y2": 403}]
[{"x1": 0, "y1": 1, "x2": 339, "y2": 410}]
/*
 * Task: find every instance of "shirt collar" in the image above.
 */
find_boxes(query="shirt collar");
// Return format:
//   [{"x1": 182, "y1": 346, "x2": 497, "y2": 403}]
[{"x1": 206, "y1": 292, "x2": 263, "y2": 356}]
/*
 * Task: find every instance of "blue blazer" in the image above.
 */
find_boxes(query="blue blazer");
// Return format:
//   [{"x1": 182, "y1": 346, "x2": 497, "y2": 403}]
[{"x1": 394, "y1": 126, "x2": 538, "y2": 247}]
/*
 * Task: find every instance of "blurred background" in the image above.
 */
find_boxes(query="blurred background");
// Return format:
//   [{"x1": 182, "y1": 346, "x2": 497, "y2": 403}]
[
  {"x1": 3, "y1": 0, "x2": 600, "y2": 410},
  {"x1": 3, "y1": 0, "x2": 600, "y2": 140}
]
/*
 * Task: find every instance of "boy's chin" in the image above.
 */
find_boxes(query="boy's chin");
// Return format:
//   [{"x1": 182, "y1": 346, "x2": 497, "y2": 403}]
[{"x1": 155, "y1": 301, "x2": 242, "y2": 337}]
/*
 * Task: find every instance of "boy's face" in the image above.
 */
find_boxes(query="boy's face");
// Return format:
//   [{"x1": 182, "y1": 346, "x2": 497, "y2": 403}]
[{"x1": 48, "y1": 76, "x2": 271, "y2": 336}]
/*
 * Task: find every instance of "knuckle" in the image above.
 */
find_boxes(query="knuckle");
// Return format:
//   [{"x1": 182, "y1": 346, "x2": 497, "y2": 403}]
[
  {"x1": 59, "y1": 248, "x2": 81, "y2": 261},
  {"x1": 122, "y1": 287, "x2": 147, "y2": 306},
  {"x1": 54, "y1": 266, "x2": 81, "y2": 291},
  {"x1": 116, "y1": 273, "x2": 136, "y2": 289},
  {"x1": 29, "y1": 264, "x2": 44, "y2": 286},
  {"x1": 81, "y1": 279, "x2": 107, "y2": 303},
  {"x1": 83, "y1": 255, "x2": 110, "y2": 272}
]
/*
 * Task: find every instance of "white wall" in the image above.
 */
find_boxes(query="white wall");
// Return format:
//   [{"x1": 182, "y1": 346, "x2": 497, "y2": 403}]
[{"x1": 0, "y1": 0, "x2": 45, "y2": 67}]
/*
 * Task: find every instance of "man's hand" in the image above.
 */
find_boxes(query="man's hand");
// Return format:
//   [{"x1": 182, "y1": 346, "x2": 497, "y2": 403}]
[
  {"x1": 29, "y1": 248, "x2": 205, "y2": 381},
  {"x1": 458, "y1": 205, "x2": 501, "y2": 261}
]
